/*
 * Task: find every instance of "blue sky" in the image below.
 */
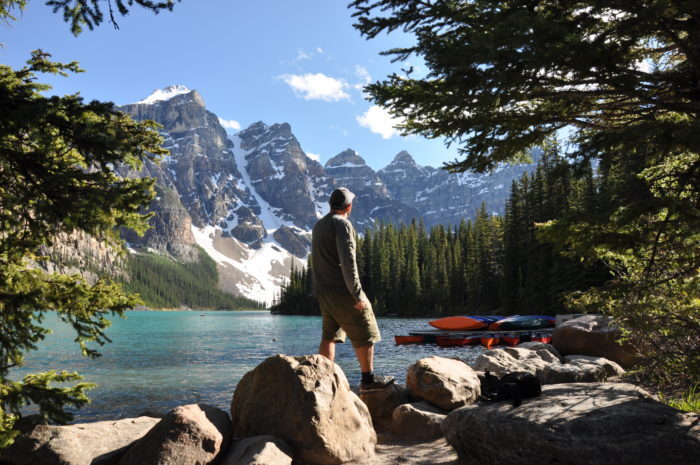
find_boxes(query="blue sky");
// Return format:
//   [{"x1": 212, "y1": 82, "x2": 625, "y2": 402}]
[{"x1": 2, "y1": 0, "x2": 461, "y2": 170}]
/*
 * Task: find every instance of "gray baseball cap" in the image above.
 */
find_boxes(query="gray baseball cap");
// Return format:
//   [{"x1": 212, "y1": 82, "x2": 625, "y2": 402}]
[{"x1": 329, "y1": 187, "x2": 355, "y2": 210}]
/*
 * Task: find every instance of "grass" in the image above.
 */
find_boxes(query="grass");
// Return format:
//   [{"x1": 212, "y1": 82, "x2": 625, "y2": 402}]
[{"x1": 660, "y1": 385, "x2": 700, "y2": 413}]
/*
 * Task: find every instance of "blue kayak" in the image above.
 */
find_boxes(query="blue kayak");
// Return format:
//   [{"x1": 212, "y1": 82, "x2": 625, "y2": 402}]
[{"x1": 489, "y1": 315, "x2": 555, "y2": 331}]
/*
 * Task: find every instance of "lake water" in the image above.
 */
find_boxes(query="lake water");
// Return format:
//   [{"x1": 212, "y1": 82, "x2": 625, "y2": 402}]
[{"x1": 14, "y1": 311, "x2": 484, "y2": 422}]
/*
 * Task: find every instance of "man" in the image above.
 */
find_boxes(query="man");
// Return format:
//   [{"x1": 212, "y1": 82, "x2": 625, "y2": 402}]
[{"x1": 311, "y1": 187, "x2": 395, "y2": 390}]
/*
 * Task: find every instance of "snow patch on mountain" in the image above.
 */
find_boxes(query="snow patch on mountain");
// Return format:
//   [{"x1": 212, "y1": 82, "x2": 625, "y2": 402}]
[
  {"x1": 137, "y1": 85, "x2": 192, "y2": 104},
  {"x1": 230, "y1": 135, "x2": 297, "y2": 233},
  {"x1": 191, "y1": 225, "x2": 300, "y2": 304}
]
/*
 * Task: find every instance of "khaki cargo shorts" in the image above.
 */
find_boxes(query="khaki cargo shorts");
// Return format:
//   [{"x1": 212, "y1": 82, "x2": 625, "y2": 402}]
[{"x1": 316, "y1": 292, "x2": 381, "y2": 348}]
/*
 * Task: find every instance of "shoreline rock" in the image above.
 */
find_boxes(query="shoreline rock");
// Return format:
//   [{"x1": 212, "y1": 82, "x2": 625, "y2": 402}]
[
  {"x1": 118, "y1": 403, "x2": 232, "y2": 465},
  {"x1": 552, "y1": 315, "x2": 639, "y2": 368},
  {"x1": 406, "y1": 357, "x2": 481, "y2": 410},
  {"x1": 443, "y1": 382, "x2": 700, "y2": 465},
  {"x1": 230, "y1": 354, "x2": 376, "y2": 465},
  {"x1": 0, "y1": 416, "x2": 160, "y2": 465},
  {"x1": 3, "y1": 346, "x2": 683, "y2": 465}
]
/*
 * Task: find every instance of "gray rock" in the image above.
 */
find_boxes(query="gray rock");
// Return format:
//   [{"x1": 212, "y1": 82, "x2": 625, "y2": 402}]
[
  {"x1": 230, "y1": 354, "x2": 375, "y2": 465},
  {"x1": 1, "y1": 416, "x2": 159, "y2": 465},
  {"x1": 564, "y1": 355, "x2": 626, "y2": 377},
  {"x1": 515, "y1": 341, "x2": 562, "y2": 361},
  {"x1": 443, "y1": 382, "x2": 700, "y2": 465},
  {"x1": 121, "y1": 184, "x2": 199, "y2": 262},
  {"x1": 471, "y1": 348, "x2": 552, "y2": 381},
  {"x1": 218, "y1": 435, "x2": 293, "y2": 465},
  {"x1": 392, "y1": 401, "x2": 448, "y2": 440},
  {"x1": 406, "y1": 356, "x2": 481, "y2": 410},
  {"x1": 359, "y1": 383, "x2": 412, "y2": 431},
  {"x1": 542, "y1": 361, "x2": 607, "y2": 384},
  {"x1": 503, "y1": 346, "x2": 561, "y2": 364},
  {"x1": 232, "y1": 220, "x2": 266, "y2": 244},
  {"x1": 552, "y1": 315, "x2": 639, "y2": 368},
  {"x1": 272, "y1": 226, "x2": 310, "y2": 258},
  {"x1": 118, "y1": 404, "x2": 232, "y2": 465}
]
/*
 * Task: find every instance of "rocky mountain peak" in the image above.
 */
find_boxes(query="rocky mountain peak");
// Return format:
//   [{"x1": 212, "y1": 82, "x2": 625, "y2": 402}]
[
  {"x1": 136, "y1": 85, "x2": 202, "y2": 106},
  {"x1": 238, "y1": 121, "x2": 273, "y2": 151},
  {"x1": 390, "y1": 150, "x2": 417, "y2": 167},
  {"x1": 325, "y1": 149, "x2": 367, "y2": 169},
  {"x1": 240, "y1": 121, "x2": 268, "y2": 135},
  {"x1": 267, "y1": 122, "x2": 292, "y2": 138}
]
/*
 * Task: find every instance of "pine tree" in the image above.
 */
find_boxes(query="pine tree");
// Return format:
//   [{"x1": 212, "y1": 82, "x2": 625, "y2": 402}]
[
  {"x1": 0, "y1": 52, "x2": 167, "y2": 447},
  {"x1": 0, "y1": 2, "x2": 183, "y2": 446},
  {"x1": 351, "y1": 0, "x2": 700, "y2": 386}
]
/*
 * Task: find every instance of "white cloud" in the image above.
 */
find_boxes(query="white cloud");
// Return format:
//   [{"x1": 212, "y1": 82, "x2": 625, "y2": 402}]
[
  {"x1": 279, "y1": 73, "x2": 350, "y2": 102},
  {"x1": 354, "y1": 65, "x2": 371, "y2": 90},
  {"x1": 295, "y1": 50, "x2": 313, "y2": 61},
  {"x1": 218, "y1": 117, "x2": 241, "y2": 130},
  {"x1": 316, "y1": 47, "x2": 324, "y2": 54},
  {"x1": 306, "y1": 152, "x2": 321, "y2": 162},
  {"x1": 356, "y1": 105, "x2": 403, "y2": 139},
  {"x1": 331, "y1": 125, "x2": 349, "y2": 136}
]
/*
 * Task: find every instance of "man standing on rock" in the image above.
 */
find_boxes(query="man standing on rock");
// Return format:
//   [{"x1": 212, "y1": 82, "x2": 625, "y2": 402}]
[{"x1": 312, "y1": 187, "x2": 395, "y2": 390}]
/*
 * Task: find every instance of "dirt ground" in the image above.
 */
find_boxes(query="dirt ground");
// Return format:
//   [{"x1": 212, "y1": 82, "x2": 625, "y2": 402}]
[{"x1": 345, "y1": 433, "x2": 459, "y2": 465}]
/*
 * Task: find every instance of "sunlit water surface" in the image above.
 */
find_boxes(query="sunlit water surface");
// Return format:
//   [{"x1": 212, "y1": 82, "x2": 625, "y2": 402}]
[{"x1": 14, "y1": 311, "x2": 483, "y2": 421}]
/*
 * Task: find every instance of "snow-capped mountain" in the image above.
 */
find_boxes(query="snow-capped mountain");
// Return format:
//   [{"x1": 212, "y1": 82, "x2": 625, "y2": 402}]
[
  {"x1": 378, "y1": 150, "x2": 539, "y2": 227},
  {"x1": 118, "y1": 86, "x2": 536, "y2": 304}
]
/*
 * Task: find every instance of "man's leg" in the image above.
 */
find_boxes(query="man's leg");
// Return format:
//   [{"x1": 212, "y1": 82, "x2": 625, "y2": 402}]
[
  {"x1": 319, "y1": 339, "x2": 336, "y2": 362},
  {"x1": 355, "y1": 343, "x2": 394, "y2": 389},
  {"x1": 354, "y1": 343, "x2": 373, "y2": 373}
]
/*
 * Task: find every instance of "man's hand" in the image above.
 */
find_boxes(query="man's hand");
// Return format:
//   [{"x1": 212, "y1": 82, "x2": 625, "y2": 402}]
[{"x1": 353, "y1": 299, "x2": 367, "y2": 311}]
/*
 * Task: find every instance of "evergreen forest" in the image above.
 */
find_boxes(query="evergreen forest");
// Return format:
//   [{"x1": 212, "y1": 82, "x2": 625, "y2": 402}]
[
  {"x1": 122, "y1": 247, "x2": 263, "y2": 310},
  {"x1": 272, "y1": 145, "x2": 610, "y2": 317}
]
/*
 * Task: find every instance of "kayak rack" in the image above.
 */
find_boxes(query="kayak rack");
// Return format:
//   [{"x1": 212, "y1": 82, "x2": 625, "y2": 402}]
[{"x1": 408, "y1": 328, "x2": 554, "y2": 338}]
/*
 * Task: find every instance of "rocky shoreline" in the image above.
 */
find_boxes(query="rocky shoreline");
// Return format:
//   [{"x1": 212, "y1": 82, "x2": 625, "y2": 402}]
[{"x1": 2, "y1": 316, "x2": 698, "y2": 465}]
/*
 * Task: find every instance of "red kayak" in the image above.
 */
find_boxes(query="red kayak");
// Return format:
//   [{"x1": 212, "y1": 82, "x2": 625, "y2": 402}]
[
  {"x1": 429, "y1": 316, "x2": 489, "y2": 331},
  {"x1": 436, "y1": 335, "x2": 480, "y2": 347},
  {"x1": 501, "y1": 333, "x2": 520, "y2": 347},
  {"x1": 395, "y1": 335, "x2": 425, "y2": 345},
  {"x1": 531, "y1": 333, "x2": 552, "y2": 344},
  {"x1": 481, "y1": 334, "x2": 500, "y2": 349}
]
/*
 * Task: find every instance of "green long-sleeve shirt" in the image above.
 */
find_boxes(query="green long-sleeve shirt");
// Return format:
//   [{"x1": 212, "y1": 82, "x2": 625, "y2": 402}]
[{"x1": 311, "y1": 213, "x2": 363, "y2": 300}]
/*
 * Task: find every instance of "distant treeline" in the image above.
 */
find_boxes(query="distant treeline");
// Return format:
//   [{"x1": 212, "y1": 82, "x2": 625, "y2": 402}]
[
  {"x1": 122, "y1": 247, "x2": 264, "y2": 310},
  {"x1": 272, "y1": 148, "x2": 610, "y2": 316}
]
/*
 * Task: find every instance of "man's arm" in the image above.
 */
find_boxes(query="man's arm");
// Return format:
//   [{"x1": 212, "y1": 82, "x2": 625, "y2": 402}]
[{"x1": 335, "y1": 219, "x2": 363, "y2": 304}]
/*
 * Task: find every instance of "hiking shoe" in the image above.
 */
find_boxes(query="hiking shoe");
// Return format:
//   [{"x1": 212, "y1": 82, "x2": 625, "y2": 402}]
[{"x1": 360, "y1": 374, "x2": 395, "y2": 390}]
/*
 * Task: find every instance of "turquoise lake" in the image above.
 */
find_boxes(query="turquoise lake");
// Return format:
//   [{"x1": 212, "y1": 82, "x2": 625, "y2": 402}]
[{"x1": 14, "y1": 311, "x2": 484, "y2": 422}]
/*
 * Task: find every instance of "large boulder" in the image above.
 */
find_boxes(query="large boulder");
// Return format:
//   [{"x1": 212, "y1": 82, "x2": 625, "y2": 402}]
[
  {"x1": 563, "y1": 355, "x2": 625, "y2": 378},
  {"x1": 359, "y1": 383, "x2": 412, "y2": 430},
  {"x1": 542, "y1": 361, "x2": 607, "y2": 384},
  {"x1": 471, "y1": 348, "x2": 554, "y2": 382},
  {"x1": 503, "y1": 346, "x2": 561, "y2": 364},
  {"x1": 406, "y1": 357, "x2": 481, "y2": 411},
  {"x1": 118, "y1": 404, "x2": 232, "y2": 465},
  {"x1": 443, "y1": 383, "x2": 700, "y2": 465},
  {"x1": 552, "y1": 315, "x2": 638, "y2": 368},
  {"x1": 230, "y1": 354, "x2": 376, "y2": 465},
  {"x1": 392, "y1": 401, "x2": 447, "y2": 440},
  {"x1": 218, "y1": 435, "x2": 293, "y2": 465},
  {"x1": 515, "y1": 342, "x2": 562, "y2": 361},
  {"x1": 0, "y1": 416, "x2": 159, "y2": 465}
]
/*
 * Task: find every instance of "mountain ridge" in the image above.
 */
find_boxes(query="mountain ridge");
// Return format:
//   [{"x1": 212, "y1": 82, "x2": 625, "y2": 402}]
[{"x1": 115, "y1": 86, "x2": 536, "y2": 303}]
